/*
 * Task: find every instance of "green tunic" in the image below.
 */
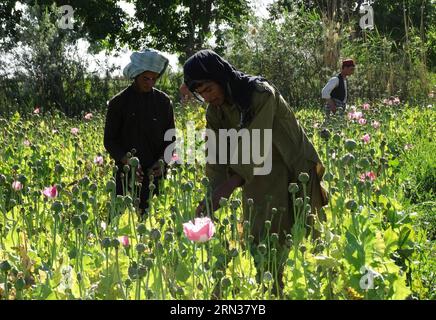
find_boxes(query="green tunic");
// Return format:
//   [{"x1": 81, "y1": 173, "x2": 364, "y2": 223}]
[{"x1": 205, "y1": 81, "x2": 327, "y2": 244}]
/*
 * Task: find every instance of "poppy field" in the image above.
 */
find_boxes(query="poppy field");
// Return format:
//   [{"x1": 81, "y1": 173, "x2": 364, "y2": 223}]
[{"x1": 0, "y1": 100, "x2": 434, "y2": 300}]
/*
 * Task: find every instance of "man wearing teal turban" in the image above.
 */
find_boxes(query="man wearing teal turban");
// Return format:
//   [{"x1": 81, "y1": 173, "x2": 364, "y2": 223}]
[{"x1": 104, "y1": 49, "x2": 175, "y2": 215}]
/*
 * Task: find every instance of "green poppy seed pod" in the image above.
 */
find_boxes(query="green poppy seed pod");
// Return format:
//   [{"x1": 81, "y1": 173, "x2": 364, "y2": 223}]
[
  {"x1": 359, "y1": 158, "x2": 370, "y2": 168},
  {"x1": 0, "y1": 260, "x2": 11, "y2": 272},
  {"x1": 305, "y1": 204, "x2": 312, "y2": 214},
  {"x1": 295, "y1": 198, "x2": 304, "y2": 208},
  {"x1": 215, "y1": 270, "x2": 224, "y2": 279},
  {"x1": 89, "y1": 183, "x2": 97, "y2": 192},
  {"x1": 176, "y1": 287, "x2": 184, "y2": 296},
  {"x1": 342, "y1": 153, "x2": 355, "y2": 165},
  {"x1": 219, "y1": 197, "x2": 228, "y2": 207},
  {"x1": 129, "y1": 157, "x2": 139, "y2": 168},
  {"x1": 248, "y1": 235, "x2": 255, "y2": 243},
  {"x1": 271, "y1": 207, "x2": 277, "y2": 216},
  {"x1": 124, "y1": 278, "x2": 132, "y2": 288},
  {"x1": 288, "y1": 183, "x2": 299, "y2": 194},
  {"x1": 138, "y1": 266, "x2": 147, "y2": 278},
  {"x1": 324, "y1": 172, "x2": 334, "y2": 182},
  {"x1": 102, "y1": 237, "x2": 111, "y2": 249},
  {"x1": 81, "y1": 191, "x2": 89, "y2": 201},
  {"x1": 270, "y1": 233, "x2": 279, "y2": 244},
  {"x1": 333, "y1": 133, "x2": 341, "y2": 143},
  {"x1": 247, "y1": 198, "x2": 254, "y2": 207},
  {"x1": 15, "y1": 277, "x2": 26, "y2": 291},
  {"x1": 164, "y1": 231, "x2": 174, "y2": 242},
  {"x1": 346, "y1": 199, "x2": 358, "y2": 211},
  {"x1": 51, "y1": 200, "x2": 63, "y2": 213},
  {"x1": 285, "y1": 234, "x2": 292, "y2": 247},
  {"x1": 72, "y1": 185, "x2": 80, "y2": 197},
  {"x1": 263, "y1": 271, "x2": 273, "y2": 283},
  {"x1": 230, "y1": 248, "x2": 239, "y2": 258},
  {"x1": 124, "y1": 196, "x2": 132, "y2": 207},
  {"x1": 320, "y1": 128, "x2": 331, "y2": 141},
  {"x1": 76, "y1": 201, "x2": 86, "y2": 212},
  {"x1": 230, "y1": 199, "x2": 241, "y2": 210},
  {"x1": 0, "y1": 174, "x2": 6, "y2": 185},
  {"x1": 159, "y1": 217, "x2": 165, "y2": 226},
  {"x1": 71, "y1": 215, "x2": 82, "y2": 228},
  {"x1": 135, "y1": 243, "x2": 146, "y2": 254},
  {"x1": 257, "y1": 243, "x2": 267, "y2": 255},
  {"x1": 111, "y1": 238, "x2": 120, "y2": 248},
  {"x1": 149, "y1": 183, "x2": 155, "y2": 192},
  {"x1": 221, "y1": 277, "x2": 231, "y2": 289},
  {"x1": 271, "y1": 248, "x2": 277, "y2": 257},
  {"x1": 144, "y1": 258, "x2": 154, "y2": 270},
  {"x1": 126, "y1": 152, "x2": 132, "y2": 159},
  {"x1": 80, "y1": 176, "x2": 90, "y2": 187},
  {"x1": 345, "y1": 139, "x2": 357, "y2": 151},
  {"x1": 80, "y1": 213, "x2": 88, "y2": 223},
  {"x1": 201, "y1": 177, "x2": 209, "y2": 187},
  {"x1": 123, "y1": 165, "x2": 130, "y2": 173},
  {"x1": 105, "y1": 180, "x2": 116, "y2": 193},
  {"x1": 298, "y1": 172, "x2": 310, "y2": 184},
  {"x1": 137, "y1": 223, "x2": 147, "y2": 235},
  {"x1": 150, "y1": 228, "x2": 161, "y2": 241}
]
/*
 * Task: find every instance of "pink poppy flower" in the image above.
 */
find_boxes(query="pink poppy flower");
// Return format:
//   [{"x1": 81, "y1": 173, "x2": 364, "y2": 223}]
[
  {"x1": 358, "y1": 118, "x2": 367, "y2": 125},
  {"x1": 84, "y1": 113, "x2": 93, "y2": 120},
  {"x1": 33, "y1": 107, "x2": 40, "y2": 114},
  {"x1": 23, "y1": 139, "x2": 31, "y2": 147},
  {"x1": 12, "y1": 181, "x2": 23, "y2": 191},
  {"x1": 360, "y1": 171, "x2": 376, "y2": 182},
  {"x1": 371, "y1": 120, "x2": 380, "y2": 129},
  {"x1": 362, "y1": 103, "x2": 370, "y2": 110},
  {"x1": 94, "y1": 155, "x2": 104, "y2": 166},
  {"x1": 119, "y1": 236, "x2": 130, "y2": 247},
  {"x1": 404, "y1": 144, "x2": 413, "y2": 151},
  {"x1": 362, "y1": 133, "x2": 371, "y2": 144},
  {"x1": 71, "y1": 128, "x2": 79, "y2": 135},
  {"x1": 183, "y1": 217, "x2": 215, "y2": 243},
  {"x1": 43, "y1": 185, "x2": 58, "y2": 198},
  {"x1": 393, "y1": 97, "x2": 400, "y2": 105}
]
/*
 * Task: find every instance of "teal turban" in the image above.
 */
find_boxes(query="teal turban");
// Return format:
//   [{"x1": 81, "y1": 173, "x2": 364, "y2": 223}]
[{"x1": 123, "y1": 48, "x2": 169, "y2": 80}]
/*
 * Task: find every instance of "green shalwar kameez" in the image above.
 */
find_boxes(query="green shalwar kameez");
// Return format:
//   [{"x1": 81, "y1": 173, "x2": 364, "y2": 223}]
[{"x1": 205, "y1": 81, "x2": 327, "y2": 294}]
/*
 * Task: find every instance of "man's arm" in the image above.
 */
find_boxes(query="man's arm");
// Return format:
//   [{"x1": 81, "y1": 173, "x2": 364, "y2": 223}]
[{"x1": 321, "y1": 77, "x2": 339, "y2": 111}]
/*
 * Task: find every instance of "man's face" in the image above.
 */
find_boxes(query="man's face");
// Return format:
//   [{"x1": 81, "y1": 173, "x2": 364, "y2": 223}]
[
  {"x1": 135, "y1": 70, "x2": 159, "y2": 93},
  {"x1": 343, "y1": 66, "x2": 355, "y2": 76},
  {"x1": 194, "y1": 81, "x2": 226, "y2": 107}
]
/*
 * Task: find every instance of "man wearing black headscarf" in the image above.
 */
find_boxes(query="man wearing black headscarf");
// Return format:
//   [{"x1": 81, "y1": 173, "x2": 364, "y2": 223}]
[{"x1": 183, "y1": 50, "x2": 328, "y2": 298}]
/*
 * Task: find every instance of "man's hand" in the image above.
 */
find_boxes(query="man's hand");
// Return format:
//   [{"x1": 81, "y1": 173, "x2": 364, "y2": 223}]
[
  {"x1": 327, "y1": 99, "x2": 337, "y2": 114},
  {"x1": 195, "y1": 174, "x2": 244, "y2": 217},
  {"x1": 136, "y1": 165, "x2": 144, "y2": 183},
  {"x1": 147, "y1": 159, "x2": 165, "y2": 178}
]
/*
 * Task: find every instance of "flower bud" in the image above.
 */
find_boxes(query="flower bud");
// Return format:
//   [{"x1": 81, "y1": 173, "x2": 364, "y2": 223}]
[
  {"x1": 288, "y1": 183, "x2": 299, "y2": 194},
  {"x1": 298, "y1": 172, "x2": 310, "y2": 184}
]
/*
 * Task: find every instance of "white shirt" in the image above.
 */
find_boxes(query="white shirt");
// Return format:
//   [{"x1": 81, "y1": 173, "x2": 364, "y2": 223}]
[{"x1": 321, "y1": 76, "x2": 347, "y2": 103}]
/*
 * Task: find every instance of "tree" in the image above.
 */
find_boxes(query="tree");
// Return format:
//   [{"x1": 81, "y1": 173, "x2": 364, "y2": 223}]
[{"x1": 123, "y1": 0, "x2": 251, "y2": 62}]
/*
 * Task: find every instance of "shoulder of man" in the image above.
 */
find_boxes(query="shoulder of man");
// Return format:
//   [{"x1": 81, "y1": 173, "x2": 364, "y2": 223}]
[
  {"x1": 254, "y1": 80, "x2": 275, "y2": 95},
  {"x1": 152, "y1": 87, "x2": 172, "y2": 104},
  {"x1": 107, "y1": 86, "x2": 131, "y2": 108}
]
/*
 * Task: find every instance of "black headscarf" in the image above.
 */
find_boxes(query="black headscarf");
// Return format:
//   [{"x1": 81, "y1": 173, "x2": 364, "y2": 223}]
[{"x1": 183, "y1": 49, "x2": 265, "y2": 128}]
